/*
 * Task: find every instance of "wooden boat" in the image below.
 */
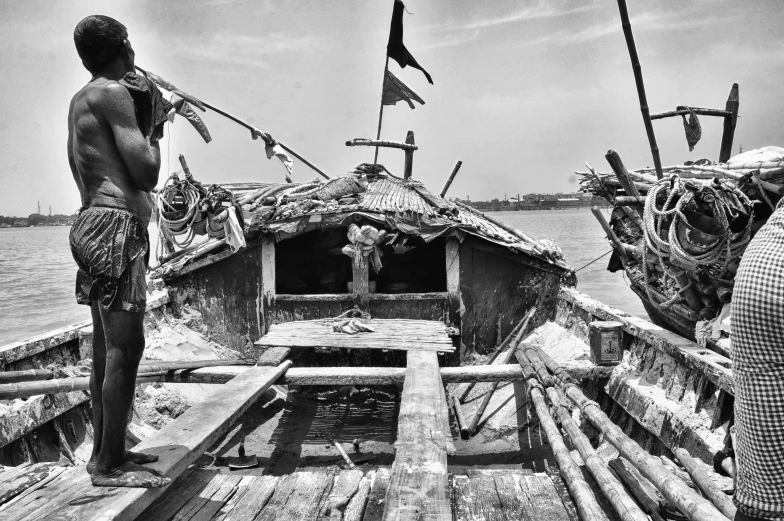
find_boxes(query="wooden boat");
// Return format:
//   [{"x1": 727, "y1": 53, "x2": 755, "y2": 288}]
[
  {"x1": 577, "y1": 82, "x2": 784, "y2": 358},
  {"x1": 0, "y1": 152, "x2": 738, "y2": 521}
]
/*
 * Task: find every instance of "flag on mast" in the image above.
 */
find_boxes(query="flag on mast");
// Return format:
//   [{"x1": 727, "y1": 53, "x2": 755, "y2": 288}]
[
  {"x1": 386, "y1": 0, "x2": 433, "y2": 84},
  {"x1": 382, "y1": 69, "x2": 425, "y2": 109}
]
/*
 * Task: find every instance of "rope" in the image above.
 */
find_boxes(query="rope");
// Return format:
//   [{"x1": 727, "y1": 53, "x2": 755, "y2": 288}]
[
  {"x1": 640, "y1": 174, "x2": 753, "y2": 306},
  {"x1": 574, "y1": 250, "x2": 612, "y2": 273},
  {"x1": 156, "y1": 174, "x2": 204, "y2": 254}
]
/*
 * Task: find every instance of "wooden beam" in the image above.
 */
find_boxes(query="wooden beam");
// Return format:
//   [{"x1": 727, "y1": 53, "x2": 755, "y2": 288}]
[
  {"x1": 352, "y1": 260, "x2": 369, "y2": 309},
  {"x1": 0, "y1": 361, "x2": 293, "y2": 521},
  {"x1": 650, "y1": 107, "x2": 732, "y2": 120},
  {"x1": 383, "y1": 351, "x2": 450, "y2": 520},
  {"x1": 718, "y1": 84, "x2": 739, "y2": 163},
  {"x1": 440, "y1": 160, "x2": 462, "y2": 198},
  {"x1": 403, "y1": 131, "x2": 415, "y2": 180}
]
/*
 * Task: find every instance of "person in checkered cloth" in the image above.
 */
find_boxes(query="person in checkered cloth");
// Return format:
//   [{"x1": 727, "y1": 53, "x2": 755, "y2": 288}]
[{"x1": 732, "y1": 199, "x2": 784, "y2": 520}]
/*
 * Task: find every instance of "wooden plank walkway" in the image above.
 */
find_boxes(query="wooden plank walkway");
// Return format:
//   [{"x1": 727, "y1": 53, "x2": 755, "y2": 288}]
[
  {"x1": 0, "y1": 362, "x2": 291, "y2": 521},
  {"x1": 382, "y1": 351, "x2": 451, "y2": 521},
  {"x1": 256, "y1": 319, "x2": 454, "y2": 352}
]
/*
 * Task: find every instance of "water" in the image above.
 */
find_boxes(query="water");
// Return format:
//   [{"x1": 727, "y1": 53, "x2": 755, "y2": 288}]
[{"x1": 0, "y1": 208, "x2": 646, "y2": 346}]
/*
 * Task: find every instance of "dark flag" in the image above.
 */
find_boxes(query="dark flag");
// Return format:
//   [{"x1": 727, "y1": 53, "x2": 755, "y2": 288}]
[
  {"x1": 386, "y1": 0, "x2": 433, "y2": 84},
  {"x1": 383, "y1": 69, "x2": 425, "y2": 109}
]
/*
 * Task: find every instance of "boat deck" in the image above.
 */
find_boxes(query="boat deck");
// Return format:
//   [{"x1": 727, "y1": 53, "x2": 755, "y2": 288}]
[{"x1": 128, "y1": 466, "x2": 574, "y2": 521}]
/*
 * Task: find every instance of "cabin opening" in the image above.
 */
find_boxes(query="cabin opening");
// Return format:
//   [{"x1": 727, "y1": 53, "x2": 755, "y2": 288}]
[
  {"x1": 371, "y1": 235, "x2": 447, "y2": 293},
  {"x1": 275, "y1": 228, "x2": 352, "y2": 294}
]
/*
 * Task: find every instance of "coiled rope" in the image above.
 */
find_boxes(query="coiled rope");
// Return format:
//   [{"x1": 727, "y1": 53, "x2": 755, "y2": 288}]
[{"x1": 156, "y1": 174, "x2": 204, "y2": 252}]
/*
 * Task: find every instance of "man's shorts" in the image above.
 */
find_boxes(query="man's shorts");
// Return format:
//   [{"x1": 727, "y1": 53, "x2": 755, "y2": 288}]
[{"x1": 69, "y1": 207, "x2": 149, "y2": 313}]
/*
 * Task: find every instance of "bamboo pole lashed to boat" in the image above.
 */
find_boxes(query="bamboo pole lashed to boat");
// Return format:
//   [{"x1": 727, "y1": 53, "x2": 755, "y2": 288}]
[
  {"x1": 606, "y1": 150, "x2": 644, "y2": 217},
  {"x1": 616, "y1": 0, "x2": 664, "y2": 180},
  {"x1": 608, "y1": 458, "x2": 668, "y2": 521},
  {"x1": 674, "y1": 448, "x2": 737, "y2": 519}
]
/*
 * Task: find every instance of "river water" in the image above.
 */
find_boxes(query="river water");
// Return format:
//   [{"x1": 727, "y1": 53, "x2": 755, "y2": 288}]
[{"x1": 0, "y1": 208, "x2": 645, "y2": 346}]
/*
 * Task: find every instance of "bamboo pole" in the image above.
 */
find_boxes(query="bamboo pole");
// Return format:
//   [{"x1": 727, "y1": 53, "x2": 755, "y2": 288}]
[
  {"x1": 333, "y1": 439, "x2": 356, "y2": 469},
  {"x1": 616, "y1": 0, "x2": 664, "y2": 180},
  {"x1": 466, "y1": 320, "x2": 531, "y2": 435},
  {"x1": 609, "y1": 458, "x2": 668, "y2": 521},
  {"x1": 374, "y1": 56, "x2": 391, "y2": 164},
  {"x1": 440, "y1": 160, "x2": 463, "y2": 198},
  {"x1": 457, "y1": 308, "x2": 535, "y2": 403},
  {"x1": 525, "y1": 344, "x2": 731, "y2": 521},
  {"x1": 528, "y1": 382, "x2": 609, "y2": 521},
  {"x1": 550, "y1": 387, "x2": 649, "y2": 521},
  {"x1": 591, "y1": 206, "x2": 630, "y2": 263},
  {"x1": 674, "y1": 448, "x2": 736, "y2": 519},
  {"x1": 650, "y1": 107, "x2": 733, "y2": 120},
  {"x1": 452, "y1": 394, "x2": 469, "y2": 438},
  {"x1": 606, "y1": 150, "x2": 644, "y2": 218}
]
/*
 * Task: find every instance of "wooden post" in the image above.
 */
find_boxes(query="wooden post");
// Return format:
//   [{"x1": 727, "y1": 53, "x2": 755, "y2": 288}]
[
  {"x1": 718, "y1": 84, "x2": 739, "y2": 163},
  {"x1": 617, "y1": 0, "x2": 664, "y2": 180},
  {"x1": 374, "y1": 56, "x2": 391, "y2": 164},
  {"x1": 440, "y1": 160, "x2": 463, "y2": 198},
  {"x1": 445, "y1": 238, "x2": 461, "y2": 330},
  {"x1": 403, "y1": 131, "x2": 415, "y2": 180},
  {"x1": 452, "y1": 395, "x2": 469, "y2": 438},
  {"x1": 352, "y1": 260, "x2": 370, "y2": 309},
  {"x1": 261, "y1": 235, "x2": 276, "y2": 333}
]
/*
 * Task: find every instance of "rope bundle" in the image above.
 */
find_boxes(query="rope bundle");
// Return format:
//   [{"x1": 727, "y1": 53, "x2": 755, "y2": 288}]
[{"x1": 156, "y1": 173, "x2": 206, "y2": 252}]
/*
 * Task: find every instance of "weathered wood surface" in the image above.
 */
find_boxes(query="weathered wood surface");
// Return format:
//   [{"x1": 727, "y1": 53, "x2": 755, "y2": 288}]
[
  {"x1": 0, "y1": 320, "x2": 91, "y2": 366},
  {"x1": 0, "y1": 361, "x2": 292, "y2": 521},
  {"x1": 608, "y1": 458, "x2": 667, "y2": 521},
  {"x1": 0, "y1": 391, "x2": 90, "y2": 448},
  {"x1": 452, "y1": 470, "x2": 572, "y2": 521},
  {"x1": 383, "y1": 351, "x2": 451, "y2": 520},
  {"x1": 257, "y1": 319, "x2": 454, "y2": 352},
  {"x1": 0, "y1": 462, "x2": 64, "y2": 507},
  {"x1": 364, "y1": 467, "x2": 391, "y2": 521},
  {"x1": 559, "y1": 287, "x2": 734, "y2": 394}
]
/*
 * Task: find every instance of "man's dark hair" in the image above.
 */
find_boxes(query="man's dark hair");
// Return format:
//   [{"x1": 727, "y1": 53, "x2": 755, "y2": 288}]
[{"x1": 74, "y1": 15, "x2": 128, "y2": 74}]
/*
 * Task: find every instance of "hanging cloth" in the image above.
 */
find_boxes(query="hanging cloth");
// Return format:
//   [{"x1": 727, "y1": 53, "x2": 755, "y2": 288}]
[{"x1": 681, "y1": 106, "x2": 702, "y2": 152}]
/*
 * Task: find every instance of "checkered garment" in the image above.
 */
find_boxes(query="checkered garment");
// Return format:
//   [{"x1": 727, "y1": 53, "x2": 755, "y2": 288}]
[{"x1": 732, "y1": 200, "x2": 784, "y2": 519}]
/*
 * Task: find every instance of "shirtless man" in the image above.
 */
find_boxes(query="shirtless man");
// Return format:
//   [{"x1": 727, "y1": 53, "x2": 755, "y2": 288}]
[{"x1": 68, "y1": 15, "x2": 170, "y2": 488}]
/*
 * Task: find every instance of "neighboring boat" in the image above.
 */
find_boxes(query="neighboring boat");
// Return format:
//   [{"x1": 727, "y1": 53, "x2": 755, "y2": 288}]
[
  {"x1": 0, "y1": 151, "x2": 737, "y2": 521},
  {"x1": 576, "y1": 83, "x2": 784, "y2": 359}
]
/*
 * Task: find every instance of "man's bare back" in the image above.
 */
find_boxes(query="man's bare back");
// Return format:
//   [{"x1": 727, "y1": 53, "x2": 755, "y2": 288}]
[{"x1": 67, "y1": 78, "x2": 159, "y2": 225}]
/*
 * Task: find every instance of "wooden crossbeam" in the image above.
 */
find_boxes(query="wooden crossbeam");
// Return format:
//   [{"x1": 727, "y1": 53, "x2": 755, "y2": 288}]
[
  {"x1": 382, "y1": 351, "x2": 451, "y2": 520},
  {"x1": 0, "y1": 361, "x2": 291, "y2": 521}
]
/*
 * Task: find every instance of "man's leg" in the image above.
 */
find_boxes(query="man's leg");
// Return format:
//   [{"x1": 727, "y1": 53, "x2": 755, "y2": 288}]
[
  {"x1": 91, "y1": 306, "x2": 169, "y2": 488},
  {"x1": 87, "y1": 301, "x2": 106, "y2": 472}
]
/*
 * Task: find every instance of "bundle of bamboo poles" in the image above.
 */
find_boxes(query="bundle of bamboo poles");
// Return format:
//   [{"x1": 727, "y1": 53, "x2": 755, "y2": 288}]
[{"x1": 515, "y1": 342, "x2": 735, "y2": 521}]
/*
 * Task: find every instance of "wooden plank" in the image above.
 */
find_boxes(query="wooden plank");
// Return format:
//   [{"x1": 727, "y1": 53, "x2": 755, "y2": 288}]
[
  {"x1": 523, "y1": 474, "x2": 571, "y2": 521},
  {"x1": 0, "y1": 463, "x2": 62, "y2": 507},
  {"x1": 256, "y1": 319, "x2": 454, "y2": 352},
  {"x1": 319, "y1": 468, "x2": 364, "y2": 518},
  {"x1": 0, "y1": 391, "x2": 90, "y2": 447},
  {"x1": 136, "y1": 468, "x2": 215, "y2": 521},
  {"x1": 170, "y1": 473, "x2": 242, "y2": 521},
  {"x1": 0, "y1": 320, "x2": 91, "y2": 365},
  {"x1": 256, "y1": 347, "x2": 292, "y2": 366},
  {"x1": 215, "y1": 476, "x2": 278, "y2": 521},
  {"x1": 2, "y1": 361, "x2": 292, "y2": 521},
  {"x1": 452, "y1": 474, "x2": 503, "y2": 520},
  {"x1": 364, "y1": 468, "x2": 391, "y2": 521},
  {"x1": 382, "y1": 351, "x2": 450, "y2": 521},
  {"x1": 493, "y1": 472, "x2": 527, "y2": 519},
  {"x1": 258, "y1": 470, "x2": 335, "y2": 521},
  {"x1": 344, "y1": 471, "x2": 373, "y2": 521}
]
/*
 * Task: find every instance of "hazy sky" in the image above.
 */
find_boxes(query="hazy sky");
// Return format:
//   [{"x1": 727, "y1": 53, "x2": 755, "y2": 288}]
[{"x1": 1, "y1": 0, "x2": 783, "y2": 216}]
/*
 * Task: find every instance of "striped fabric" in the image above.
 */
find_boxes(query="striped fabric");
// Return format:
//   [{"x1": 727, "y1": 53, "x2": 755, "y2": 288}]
[
  {"x1": 69, "y1": 207, "x2": 149, "y2": 313},
  {"x1": 732, "y1": 200, "x2": 784, "y2": 519}
]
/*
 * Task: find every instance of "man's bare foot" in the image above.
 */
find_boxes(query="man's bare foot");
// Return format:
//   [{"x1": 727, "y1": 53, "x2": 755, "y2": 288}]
[
  {"x1": 86, "y1": 451, "x2": 159, "y2": 474},
  {"x1": 91, "y1": 461, "x2": 171, "y2": 488}
]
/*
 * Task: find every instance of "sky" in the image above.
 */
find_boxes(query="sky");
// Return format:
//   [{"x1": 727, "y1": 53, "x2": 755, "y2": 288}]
[{"x1": 1, "y1": 0, "x2": 784, "y2": 216}]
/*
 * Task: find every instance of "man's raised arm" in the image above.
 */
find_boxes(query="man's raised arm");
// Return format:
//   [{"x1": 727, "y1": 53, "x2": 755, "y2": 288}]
[{"x1": 99, "y1": 83, "x2": 161, "y2": 192}]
